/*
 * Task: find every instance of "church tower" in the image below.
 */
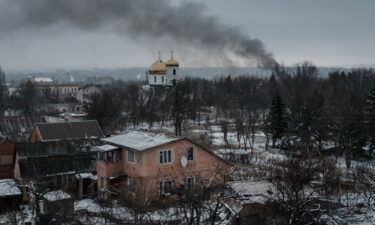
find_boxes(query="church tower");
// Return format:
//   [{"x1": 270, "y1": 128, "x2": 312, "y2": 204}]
[
  {"x1": 165, "y1": 51, "x2": 180, "y2": 86},
  {"x1": 147, "y1": 51, "x2": 180, "y2": 87}
]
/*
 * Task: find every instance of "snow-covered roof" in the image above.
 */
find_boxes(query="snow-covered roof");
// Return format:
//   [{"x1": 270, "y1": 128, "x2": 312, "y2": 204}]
[
  {"x1": 102, "y1": 130, "x2": 182, "y2": 151},
  {"x1": 0, "y1": 179, "x2": 21, "y2": 196},
  {"x1": 227, "y1": 181, "x2": 275, "y2": 204},
  {"x1": 76, "y1": 173, "x2": 97, "y2": 180},
  {"x1": 44, "y1": 190, "x2": 71, "y2": 201},
  {"x1": 95, "y1": 144, "x2": 119, "y2": 152},
  {"x1": 34, "y1": 77, "x2": 53, "y2": 83}
]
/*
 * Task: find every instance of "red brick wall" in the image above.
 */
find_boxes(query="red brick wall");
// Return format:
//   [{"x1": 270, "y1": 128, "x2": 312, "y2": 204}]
[
  {"x1": 28, "y1": 128, "x2": 41, "y2": 143},
  {"x1": 140, "y1": 139, "x2": 231, "y2": 199},
  {"x1": 96, "y1": 139, "x2": 231, "y2": 200},
  {"x1": 0, "y1": 139, "x2": 15, "y2": 179}
]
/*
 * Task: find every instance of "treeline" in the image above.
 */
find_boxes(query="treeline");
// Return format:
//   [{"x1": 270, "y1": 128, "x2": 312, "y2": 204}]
[{"x1": 87, "y1": 62, "x2": 375, "y2": 165}]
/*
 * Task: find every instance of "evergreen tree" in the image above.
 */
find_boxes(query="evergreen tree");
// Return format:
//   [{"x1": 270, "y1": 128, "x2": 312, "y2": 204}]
[{"x1": 265, "y1": 93, "x2": 288, "y2": 148}]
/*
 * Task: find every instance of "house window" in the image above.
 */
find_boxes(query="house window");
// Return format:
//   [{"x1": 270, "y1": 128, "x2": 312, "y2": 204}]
[
  {"x1": 98, "y1": 152, "x2": 106, "y2": 161},
  {"x1": 107, "y1": 152, "x2": 113, "y2": 162},
  {"x1": 159, "y1": 150, "x2": 172, "y2": 164},
  {"x1": 187, "y1": 177, "x2": 195, "y2": 189},
  {"x1": 0, "y1": 155, "x2": 12, "y2": 165},
  {"x1": 187, "y1": 147, "x2": 194, "y2": 160},
  {"x1": 162, "y1": 76, "x2": 164, "y2": 83},
  {"x1": 61, "y1": 174, "x2": 69, "y2": 188},
  {"x1": 113, "y1": 151, "x2": 121, "y2": 163},
  {"x1": 128, "y1": 150, "x2": 135, "y2": 163},
  {"x1": 160, "y1": 181, "x2": 173, "y2": 196},
  {"x1": 100, "y1": 176, "x2": 105, "y2": 189},
  {"x1": 154, "y1": 76, "x2": 157, "y2": 83},
  {"x1": 173, "y1": 69, "x2": 176, "y2": 75},
  {"x1": 128, "y1": 178, "x2": 135, "y2": 191}
]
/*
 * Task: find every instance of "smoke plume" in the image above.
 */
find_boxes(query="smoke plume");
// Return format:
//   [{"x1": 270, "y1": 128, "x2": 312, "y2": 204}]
[{"x1": 0, "y1": 0, "x2": 277, "y2": 68}]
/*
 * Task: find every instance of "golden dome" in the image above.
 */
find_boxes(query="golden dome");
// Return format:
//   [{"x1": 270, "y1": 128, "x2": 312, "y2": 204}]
[
  {"x1": 149, "y1": 59, "x2": 166, "y2": 75},
  {"x1": 165, "y1": 51, "x2": 179, "y2": 67},
  {"x1": 165, "y1": 58, "x2": 179, "y2": 67}
]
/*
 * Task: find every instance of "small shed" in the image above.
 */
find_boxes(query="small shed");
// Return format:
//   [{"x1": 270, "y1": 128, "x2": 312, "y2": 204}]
[
  {"x1": 43, "y1": 190, "x2": 74, "y2": 218},
  {"x1": 0, "y1": 179, "x2": 21, "y2": 212},
  {"x1": 222, "y1": 181, "x2": 276, "y2": 224}
]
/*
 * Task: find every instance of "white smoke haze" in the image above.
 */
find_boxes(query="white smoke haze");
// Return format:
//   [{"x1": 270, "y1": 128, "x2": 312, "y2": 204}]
[{"x1": 0, "y1": 0, "x2": 277, "y2": 68}]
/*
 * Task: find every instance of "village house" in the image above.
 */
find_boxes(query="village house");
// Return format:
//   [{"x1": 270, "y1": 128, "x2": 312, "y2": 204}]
[
  {"x1": 94, "y1": 130, "x2": 231, "y2": 202},
  {"x1": 14, "y1": 140, "x2": 99, "y2": 200},
  {"x1": 29, "y1": 120, "x2": 104, "y2": 142},
  {"x1": 0, "y1": 136, "x2": 15, "y2": 179},
  {"x1": 0, "y1": 116, "x2": 46, "y2": 142}
]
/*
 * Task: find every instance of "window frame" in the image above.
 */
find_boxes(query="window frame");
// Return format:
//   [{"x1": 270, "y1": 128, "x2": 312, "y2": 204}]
[
  {"x1": 187, "y1": 147, "x2": 195, "y2": 161},
  {"x1": 160, "y1": 181, "x2": 173, "y2": 196},
  {"x1": 61, "y1": 174, "x2": 69, "y2": 188},
  {"x1": 0, "y1": 155, "x2": 13, "y2": 165},
  {"x1": 113, "y1": 150, "x2": 121, "y2": 163},
  {"x1": 159, "y1": 150, "x2": 172, "y2": 164},
  {"x1": 187, "y1": 177, "x2": 195, "y2": 189},
  {"x1": 128, "y1": 150, "x2": 135, "y2": 164},
  {"x1": 154, "y1": 76, "x2": 157, "y2": 83},
  {"x1": 100, "y1": 176, "x2": 105, "y2": 189}
]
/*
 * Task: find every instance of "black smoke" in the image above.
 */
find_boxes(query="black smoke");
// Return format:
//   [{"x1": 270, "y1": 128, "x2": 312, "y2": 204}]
[{"x1": 0, "y1": 0, "x2": 277, "y2": 68}]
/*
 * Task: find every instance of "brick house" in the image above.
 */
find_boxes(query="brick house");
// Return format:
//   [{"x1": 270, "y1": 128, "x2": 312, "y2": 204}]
[
  {"x1": 95, "y1": 131, "x2": 231, "y2": 202},
  {"x1": 29, "y1": 120, "x2": 104, "y2": 142},
  {"x1": 0, "y1": 136, "x2": 15, "y2": 179}
]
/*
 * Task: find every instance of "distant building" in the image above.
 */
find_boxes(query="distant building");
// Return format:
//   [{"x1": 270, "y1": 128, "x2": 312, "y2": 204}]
[
  {"x1": 21, "y1": 76, "x2": 79, "y2": 99},
  {"x1": 147, "y1": 51, "x2": 180, "y2": 86},
  {"x1": 76, "y1": 85, "x2": 102, "y2": 104},
  {"x1": 43, "y1": 104, "x2": 88, "y2": 124},
  {"x1": 40, "y1": 83, "x2": 80, "y2": 98},
  {"x1": 21, "y1": 76, "x2": 54, "y2": 85},
  {"x1": 58, "y1": 112, "x2": 87, "y2": 122},
  {"x1": 94, "y1": 130, "x2": 231, "y2": 201},
  {"x1": 84, "y1": 76, "x2": 114, "y2": 85},
  {"x1": 29, "y1": 120, "x2": 104, "y2": 142}
]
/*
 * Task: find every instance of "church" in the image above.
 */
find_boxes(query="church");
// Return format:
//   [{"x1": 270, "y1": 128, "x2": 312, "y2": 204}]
[{"x1": 147, "y1": 52, "x2": 180, "y2": 86}]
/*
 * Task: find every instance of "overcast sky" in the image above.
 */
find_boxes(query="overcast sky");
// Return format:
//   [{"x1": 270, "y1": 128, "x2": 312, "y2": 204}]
[{"x1": 0, "y1": 0, "x2": 374, "y2": 71}]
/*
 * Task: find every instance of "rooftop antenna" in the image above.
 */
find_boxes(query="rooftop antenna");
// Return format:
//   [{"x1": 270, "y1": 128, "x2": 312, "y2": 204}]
[
  {"x1": 158, "y1": 51, "x2": 162, "y2": 60},
  {"x1": 171, "y1": 50, "x2": 174, "y2": 59}
]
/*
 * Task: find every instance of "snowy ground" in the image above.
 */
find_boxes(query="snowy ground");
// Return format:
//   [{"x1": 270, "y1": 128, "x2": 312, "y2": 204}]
[{"x1": 2, "y1": 119, "x2": 375, "y2": 224}]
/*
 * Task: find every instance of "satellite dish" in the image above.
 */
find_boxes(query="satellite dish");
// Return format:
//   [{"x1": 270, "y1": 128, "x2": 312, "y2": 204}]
[{"x1": 180, "y1": 156, "x2": 188, "y2": 167}]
